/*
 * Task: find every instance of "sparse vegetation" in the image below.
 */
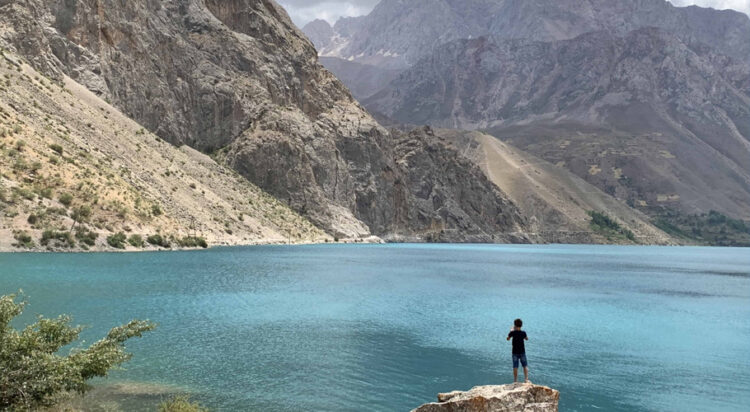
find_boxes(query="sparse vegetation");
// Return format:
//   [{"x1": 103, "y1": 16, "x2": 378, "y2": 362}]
[
  {"x1": 588, "y1": 210, "x2": 636, "y2": 243},
  {"x1": 152, "y1": 204, "x2": 163, "y2": 216},
  {"x1": 41, "y1": 229, "x2": 75, "y2": 248},
  {"x1": 0, "y1": 293, "x2": 154, "y2": 410},
  {"x1": 653, "y1": 210, "x2": 750, "y2": 247}
]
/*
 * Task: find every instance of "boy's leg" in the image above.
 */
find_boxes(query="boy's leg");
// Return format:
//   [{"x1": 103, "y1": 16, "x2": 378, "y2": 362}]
[
  {"x1": 513, "y1": 368, "x2": 518, "y2": 382},
  {"x1": 523, "y1": 366, "x2": 529, "y2": 382},
  {"x1": 512, "y1": 354, "x2": 519, "y2": 382}
]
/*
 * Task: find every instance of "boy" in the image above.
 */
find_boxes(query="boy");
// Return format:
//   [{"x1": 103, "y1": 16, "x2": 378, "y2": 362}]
[{"x1": 506, "y1": 318, "x2": 529, "y2": 383}]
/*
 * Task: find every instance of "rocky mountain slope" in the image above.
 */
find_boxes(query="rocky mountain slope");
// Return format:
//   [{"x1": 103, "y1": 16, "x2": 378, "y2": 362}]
[
  {"x1": 0, "y1": 0, "x2": 532, "y2": 244},
  {"x1": 365, "y1": 28, "x2": 750, "y2": 221},
  {"x1": 0, "y1": 49, "x2": 328, "y2": 251},
  {"x1": 318, "y1": 56, "x2": 401, "y2": 101},
  {"x1": 438, "y1": 130, "x2": 672, "y2": 244},
  {"x1": 307, "y1": 0, "x2": 750, "y2": 67}
]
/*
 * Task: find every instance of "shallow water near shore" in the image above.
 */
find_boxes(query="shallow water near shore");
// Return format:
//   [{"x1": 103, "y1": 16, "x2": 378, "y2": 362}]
[{"x1": 2, "y1": 244, "x2": 749, "y2": 411}]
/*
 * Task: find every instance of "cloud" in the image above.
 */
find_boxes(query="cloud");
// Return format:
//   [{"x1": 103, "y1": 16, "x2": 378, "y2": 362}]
[
  {"x1": 277, "y1": 0, "x2": 379, "y2": 26},
  {"x1": 669, "y1": 0, "x2": 749, "y2": 14}
]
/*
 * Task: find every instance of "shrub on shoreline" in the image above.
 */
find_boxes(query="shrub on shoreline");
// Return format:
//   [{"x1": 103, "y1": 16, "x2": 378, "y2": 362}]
[
  {"x1": 106, "y1": 232, "x2": 127, "y2": 249},
  {"x1": 177, "y1": 236, "x2": 208, "y2": 249},
  {"x1": 147, "y1": 234, "x2": 170, "y2": 248}
]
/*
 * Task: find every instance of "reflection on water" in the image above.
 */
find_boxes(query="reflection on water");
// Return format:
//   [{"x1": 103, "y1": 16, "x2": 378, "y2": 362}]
[{"x1": 2, "y1": 244, "x2": 750, "y2": 411}]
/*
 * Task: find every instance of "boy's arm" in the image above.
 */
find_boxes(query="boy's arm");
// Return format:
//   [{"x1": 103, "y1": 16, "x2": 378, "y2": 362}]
[
  {"x1": 506, "y1": 329, "x2": 513, "y2": 341},
  {"x1": 524, "y1": 332, "x2": 529, "y2": 341}
]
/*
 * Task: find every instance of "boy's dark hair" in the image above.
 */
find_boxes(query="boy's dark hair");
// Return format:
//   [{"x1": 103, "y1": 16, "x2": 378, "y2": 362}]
[{"x1": 514, "y1": 318, "x2": 523, "y2": 327}]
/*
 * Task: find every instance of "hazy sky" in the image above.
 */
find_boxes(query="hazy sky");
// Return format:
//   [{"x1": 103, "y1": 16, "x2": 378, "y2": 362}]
[{"x1": 277, "y1": 0, "x2": 750, "y2": 27}]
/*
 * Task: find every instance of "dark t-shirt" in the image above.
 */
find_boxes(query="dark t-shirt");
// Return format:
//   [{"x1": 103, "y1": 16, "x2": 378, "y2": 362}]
[{"x1": 508, "y1": 330, "x2": 527, "y2": 354}]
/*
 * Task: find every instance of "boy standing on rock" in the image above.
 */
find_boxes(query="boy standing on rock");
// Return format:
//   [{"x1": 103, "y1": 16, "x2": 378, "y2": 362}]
[{"x1": 507, "y1": 318, "x2": 529, "y2": 383}]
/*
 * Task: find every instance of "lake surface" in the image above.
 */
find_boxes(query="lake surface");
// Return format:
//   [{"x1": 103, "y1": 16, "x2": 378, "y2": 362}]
[{"x1": 1, "y1": 244, "x2": 749, "y2": 411}]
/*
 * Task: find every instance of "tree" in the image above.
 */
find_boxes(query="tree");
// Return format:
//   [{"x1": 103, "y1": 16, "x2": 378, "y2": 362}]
[
  {"x1": 0, "y1": 293, "x2": 155, "y2": 410},
  {"x1": 70, "y1": 205, "x2": 92, "y2": 231}
]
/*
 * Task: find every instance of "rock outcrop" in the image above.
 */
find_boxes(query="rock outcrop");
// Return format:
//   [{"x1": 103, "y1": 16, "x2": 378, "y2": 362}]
[{"x1": 412, "y1": 383, "x2": 559, "y2": 412}]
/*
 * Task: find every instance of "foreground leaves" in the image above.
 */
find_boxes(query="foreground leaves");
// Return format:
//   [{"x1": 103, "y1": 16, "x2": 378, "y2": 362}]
[{"x1": 0, "y1": 293, "x2": 155, "y2": 410}]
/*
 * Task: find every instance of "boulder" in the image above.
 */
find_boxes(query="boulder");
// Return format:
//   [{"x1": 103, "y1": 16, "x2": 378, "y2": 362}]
[{"x1": 412, "y1": 383, "x2": 559, "y2": 412}]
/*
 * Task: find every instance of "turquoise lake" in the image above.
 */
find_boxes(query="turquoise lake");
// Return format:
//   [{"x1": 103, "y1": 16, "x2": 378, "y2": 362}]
[{"x1": 1, "y1": 244, "x2": 749, "y2": 411}]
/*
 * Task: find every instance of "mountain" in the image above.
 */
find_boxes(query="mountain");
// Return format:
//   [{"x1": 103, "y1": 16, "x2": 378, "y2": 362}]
[
  {"x1": 307, "y1": 0, "x2": 750, "y2": 67},
  {"x1": 0, "y1": 0, "x2": 534, "y2": 244},
  {"x1": 0, "y1": 49, "x2": 328, "y2": 251},
  {"x1": 365, "y1": 28, "x2": 750, "y2": 221},
  {"x1": 318, "y1": 56, "x2": 402, "y2": 100}
]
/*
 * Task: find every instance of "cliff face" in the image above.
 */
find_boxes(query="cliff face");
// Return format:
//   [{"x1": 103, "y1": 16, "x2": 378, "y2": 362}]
[
  {"x1": 412, "y1": 383, "x2": 560, "y2": 412},
  {"x1": 0, "y1": 0, "x2": 529, "y2": 242},
  {"x1": 388, "y1": 127, "x2": 528, "y2": 243}
]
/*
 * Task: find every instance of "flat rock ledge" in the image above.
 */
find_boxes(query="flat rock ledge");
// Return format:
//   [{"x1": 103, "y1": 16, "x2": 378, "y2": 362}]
[{"x1": 412, "y1": 383, "x2": 559, "y2": 412}]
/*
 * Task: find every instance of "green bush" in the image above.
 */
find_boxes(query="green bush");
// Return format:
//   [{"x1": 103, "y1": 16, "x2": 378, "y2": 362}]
[
  {"x1": 152, "y1": 204, "x2": 163, "y2": 216},
  {"x1": 58, "y1": 192, "x2": 73, "y2": 207},
  {"x1": 75, "y1": 229, "x2": 98, "y2": 246},
  {"x1": 49, "y1": 143, "x2": 64, "y2": 155},
  {"x1": 177, "y1": 236, "x2": 208, "y2": 249},
  {"x1": 147, "y1": 234, "x2": 170, "y2": 248},
  {"x1": 158, "y1": 396, "x2": 210, "y2": 412},
  {"x1": 12, "y1": 231, "x2": 34, "y2": 248},
  {"x1": 0, "y1": 293, "x2": 154, "y2": 410},
  {"x1": 41, "y1": 230, "x2": 75, "y2": 248},
  {"x1": 107, "y1": 232, "x2": 127, "y2": 249},
  {"x1": 127, "y1": 234, "x2": 144, "y2": 248}
]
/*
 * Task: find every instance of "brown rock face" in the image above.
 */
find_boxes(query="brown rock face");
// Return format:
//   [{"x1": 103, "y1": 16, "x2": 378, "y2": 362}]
[{"x1": 412, "y1": 383, "x2": 560, "y2": 412}]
